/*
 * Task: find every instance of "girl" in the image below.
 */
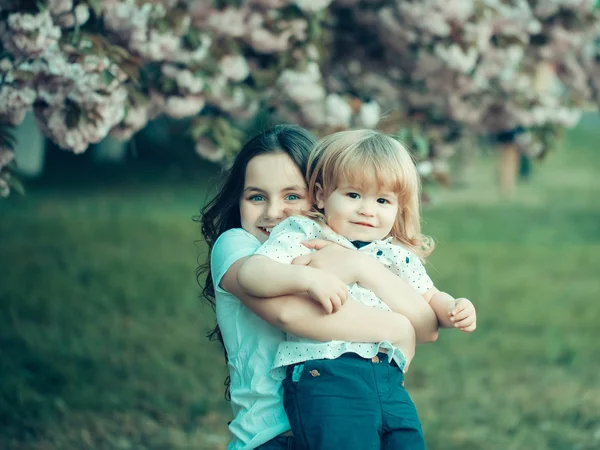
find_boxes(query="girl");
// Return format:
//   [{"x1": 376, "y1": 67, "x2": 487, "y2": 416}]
[
  {"x1": 237, "y1": 129, "x2": 477, "y2": 450},
  {"x1": 199, "y1": 125, "x2": 439, "y2": 450}
]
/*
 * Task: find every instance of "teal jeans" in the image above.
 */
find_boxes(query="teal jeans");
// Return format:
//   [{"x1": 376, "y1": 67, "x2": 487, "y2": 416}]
[{"x1": 283, "y1": 352, "x2": 425, "y2": 450}]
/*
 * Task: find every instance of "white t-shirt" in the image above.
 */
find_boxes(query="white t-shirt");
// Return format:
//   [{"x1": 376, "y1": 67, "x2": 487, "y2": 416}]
[
  {"x1": 211, "y1": 228, "x2": 290, "y2": 450},
  {"x1": 253, "y1": 216, "x2": 434, "y2": 378}
]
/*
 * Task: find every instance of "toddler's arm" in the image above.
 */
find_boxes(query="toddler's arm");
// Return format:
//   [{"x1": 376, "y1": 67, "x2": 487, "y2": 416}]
[
  {"x1": 222, "y1": 256, "x2": 416, "y2": 356},
  {"x1": 295, "y1": 240, "x2": 438, "y2": 343},
  {"x1": 237, "y1": 254, "x2": 348, "y2": 314},
  {"x1": 424, "y1": 288, "x2": 477, "y2": 332}
]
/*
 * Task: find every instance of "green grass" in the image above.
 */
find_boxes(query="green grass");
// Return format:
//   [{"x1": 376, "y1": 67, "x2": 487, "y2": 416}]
[{"x1": 1, "y1": 123, "x2": 599, "y2": 449}]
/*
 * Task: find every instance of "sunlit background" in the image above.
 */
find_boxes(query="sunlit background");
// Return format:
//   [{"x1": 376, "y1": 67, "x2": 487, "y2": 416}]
[{"x1": 1, "y1": 114, "x2": 598, "y2": 449}]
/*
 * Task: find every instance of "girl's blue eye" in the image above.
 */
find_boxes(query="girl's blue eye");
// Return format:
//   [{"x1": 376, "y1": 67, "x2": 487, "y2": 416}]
[
  {"x1": 286, "y1": 194, "x2": 301, "y2": 201},
  {"x1": 249, "y1": 195, "x2": 264, "y2": 202}
]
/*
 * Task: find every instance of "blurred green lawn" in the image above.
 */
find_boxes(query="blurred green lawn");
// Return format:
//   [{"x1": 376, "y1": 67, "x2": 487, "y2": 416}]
[{"x1": 1, "y1": 123, "x2": 599, "y2": 449}]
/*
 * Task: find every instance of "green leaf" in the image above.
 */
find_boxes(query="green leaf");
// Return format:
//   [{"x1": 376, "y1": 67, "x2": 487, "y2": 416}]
[
  {"x1": 190, "y1": 121, "x2": 211, "y2": 140},
  {"x1": 413, "y1": 134, "x2": 429, "y2": 159},
  {"x1": 100, "y1": 69, "x2": 116, "y2": 86},
  {"x1": 11, "y1": 70, "x2": 37, "y2": 82},
  {"x1": 395, "y1": 127, "x2": 410, "y2": 143},
  {"x1": 156, "y1": 19, "x2": 170, "y2": 35}
]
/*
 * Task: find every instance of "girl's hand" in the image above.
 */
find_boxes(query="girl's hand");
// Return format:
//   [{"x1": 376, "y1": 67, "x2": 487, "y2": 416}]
[
  {"x1": 303, "y1": 267, "x2": 348, "y2": 314},
  {"x1": 450, "y1": 298, "x2": 477, "y2": 332},
  {"x1": 292, "y1": 239, "x2": 365, "y2": 285}
]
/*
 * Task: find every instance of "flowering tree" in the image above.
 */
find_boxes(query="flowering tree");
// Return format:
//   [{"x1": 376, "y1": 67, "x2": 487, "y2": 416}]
[
  {"x1": 1, "y1": 0, "x2": 599, "y2": 197},
  {"x1": 326, "y1": 0, "x2": 600, "y2": 186}
]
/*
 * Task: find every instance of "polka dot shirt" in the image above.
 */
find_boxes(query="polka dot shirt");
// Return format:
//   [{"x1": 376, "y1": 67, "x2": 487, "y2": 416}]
[{"x1": 254, "y1": 216, "x2": 434, "y2": 379}]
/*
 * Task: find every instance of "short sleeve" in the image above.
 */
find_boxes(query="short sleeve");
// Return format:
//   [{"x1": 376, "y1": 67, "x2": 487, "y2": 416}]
[
  {"x1": 253, "y1": 216, "x2": 322, "y2": 264},
  {"x1": 211, "y1": 228, "x2": 261, "y2": 293},
  {"x1": 400, "y1": 249, "x2": 434, "y2": 295}
]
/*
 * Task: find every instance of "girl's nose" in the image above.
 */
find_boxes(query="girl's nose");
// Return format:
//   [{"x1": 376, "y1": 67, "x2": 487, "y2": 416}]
[{"x1": 265, "y1": 200, "x2": 285, "y2": 220}]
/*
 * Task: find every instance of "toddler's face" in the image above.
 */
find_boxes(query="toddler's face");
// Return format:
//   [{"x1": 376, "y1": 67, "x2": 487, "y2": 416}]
[{"x1": 316, "y1": 180, "x2": 399, "y2": 242}]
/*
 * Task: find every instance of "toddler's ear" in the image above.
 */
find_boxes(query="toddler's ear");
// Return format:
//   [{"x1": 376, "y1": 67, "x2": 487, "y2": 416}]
[{"x1": 315, "y1": 183, "x2": 325, "y2": 209}]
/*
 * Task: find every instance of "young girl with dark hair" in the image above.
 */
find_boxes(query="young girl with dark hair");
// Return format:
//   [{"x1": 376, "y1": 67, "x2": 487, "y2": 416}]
[
  {"x1": 237, "y1": 129, "x2": 477, "y2": 449},
  {"x1": 198, "y1": 125, "x2": 438, "y2": 450}
]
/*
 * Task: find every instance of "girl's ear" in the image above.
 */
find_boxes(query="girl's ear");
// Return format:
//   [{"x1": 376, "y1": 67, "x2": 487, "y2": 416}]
[{"x1": 315, "y1": 183, "x2": 325, "y2": 209}]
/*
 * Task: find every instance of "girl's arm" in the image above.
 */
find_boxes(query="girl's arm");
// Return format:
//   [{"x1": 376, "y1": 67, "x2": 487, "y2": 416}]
[
  {"x1": 294, "y1": 240, "x2": 439, "y2": 343},
  {"x1": 222, "y1": 256, "x2": 416, "y2": 348},
  {"x1": 237, "y1": 254, "x2": 348, "y2": 314},
  {"x1": 424, "y1": 288, "x2": 477, "y2": 332}
]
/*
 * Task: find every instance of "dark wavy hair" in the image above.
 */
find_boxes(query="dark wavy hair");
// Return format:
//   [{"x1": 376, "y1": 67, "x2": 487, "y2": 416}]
[{"x1": 196, "y1": 124, "x2": 316, "y2": 399}]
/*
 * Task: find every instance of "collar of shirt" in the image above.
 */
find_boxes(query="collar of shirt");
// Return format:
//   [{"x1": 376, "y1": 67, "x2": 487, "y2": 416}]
[
  {"x1": 351, "y1": 240, "x2": 371, "y2": 249},
  {"x1": 320, "y1": 225, "x2": 394, "y2": 250}
]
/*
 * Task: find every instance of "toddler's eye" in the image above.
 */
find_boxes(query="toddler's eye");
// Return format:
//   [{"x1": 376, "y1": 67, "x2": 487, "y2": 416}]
[
  {"x1": 377, "y1": 198, "x2": 390, "y2": 204},
  {"x1": 347, "y1": 193, "x2": 360, "y2": 199}
]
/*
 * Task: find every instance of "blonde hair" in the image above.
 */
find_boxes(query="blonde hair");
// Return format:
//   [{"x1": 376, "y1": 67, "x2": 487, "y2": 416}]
[{"x1": 306, "y1": 129, "x2": 434, "y2": 259}]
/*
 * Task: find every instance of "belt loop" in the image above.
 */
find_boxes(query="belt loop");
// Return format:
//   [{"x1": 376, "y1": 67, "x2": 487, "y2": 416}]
[{"x1": 291, "y1": 363, "x2": 304, "y2": 382}]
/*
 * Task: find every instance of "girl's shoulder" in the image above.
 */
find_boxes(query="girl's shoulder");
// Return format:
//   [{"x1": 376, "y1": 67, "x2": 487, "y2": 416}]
[{"x1": 213, "y1": 228, "x2": 260, "y2": 252}]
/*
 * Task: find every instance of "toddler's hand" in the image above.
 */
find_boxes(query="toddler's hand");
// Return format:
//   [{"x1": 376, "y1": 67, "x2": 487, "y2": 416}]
[
  {"x1": 449, "y1": 298, "x2": 476, "y2": 332},
  {"x1": 305, "y1": 268, "x2": 348, "y2": 314},
  {"x1": 292, "y1": 239, "x2": 360, "y2": 285}
]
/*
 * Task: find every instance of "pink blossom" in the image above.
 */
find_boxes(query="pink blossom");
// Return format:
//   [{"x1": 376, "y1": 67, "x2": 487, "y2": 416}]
[
  {"x1": 358, "y1": 101, "x2": 381, "y2": 128},
  {"x1": 55, "y1": 4, "x2": 91, "y2": 28},
  {"x1": 0, "y1": 86, "x2": 36, "y2": 126},
  {"x1": 164, "y1": 95, "x2": 206, "y2": 118},
  {"x1": 162, "y1": 65, "x2": 205, "y2": 94},
  {"x1": 48, "y1": 0, "x2": 73, "y2": 16},
  {"x1": 110, "y1": 104, "x2": 149, "y2": 141},
  {"x1": 293, "y1": 0, "x2": 333, "y2": 12},
  {"x1": 278, "y1": 63, "x2": 326, "y2": 104},
  {"x1": 0, "y1": 10, "x2": 61, "y2": 58},
  {"x1": 34, "y1": 87, "x2": 127, "y2": 153},
  {"x1": 207, "y1": 7, "x2": 248, "y2": 37},
  {"x1": 325, "y1": 94, "x2": 352, "y2": 128},
  {"x1": 219, "y1": 55, "x2": 250, "y2": 82}
]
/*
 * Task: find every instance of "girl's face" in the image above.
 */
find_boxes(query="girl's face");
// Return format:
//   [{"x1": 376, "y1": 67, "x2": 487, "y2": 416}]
[
  {"x1": 316, "y1": 179, "x2": 399, "y2": 242},
  {"x1": 240, "y1": 152, "x2": 309, "y2": 243}
]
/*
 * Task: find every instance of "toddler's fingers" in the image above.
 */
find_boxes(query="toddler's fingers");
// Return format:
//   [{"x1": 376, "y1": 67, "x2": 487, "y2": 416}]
[
  {"x1": 301, "y1": 239, "x2": 330, "y2": 250},
  {"x1": 319, "y1": 296, "x2": 333, "y2": 314},
  {"x1": 292, "y1": 254, "x2": 311, "y2": 266},
  {"x1": 330, "y1": 295, "x2": 342, "y2": 313},
  {"x1": 450, "y1": 304, "x2": 466, "y2": 316},
  {"x1": 339, "y1": 286, "x2": 348, "y2": 303},
  {"x1": 454, "y1": 316, "x2": 475, "y2": 329},
  {"x1": 460, "y1": 322, "x2": 477, "y2": 332},
  {"x1": 339, "y1": 293, "x2": 347, "y2": 305},
  {"x1": 450, "y1": 308, "x2": 473, "y2": 322}
]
